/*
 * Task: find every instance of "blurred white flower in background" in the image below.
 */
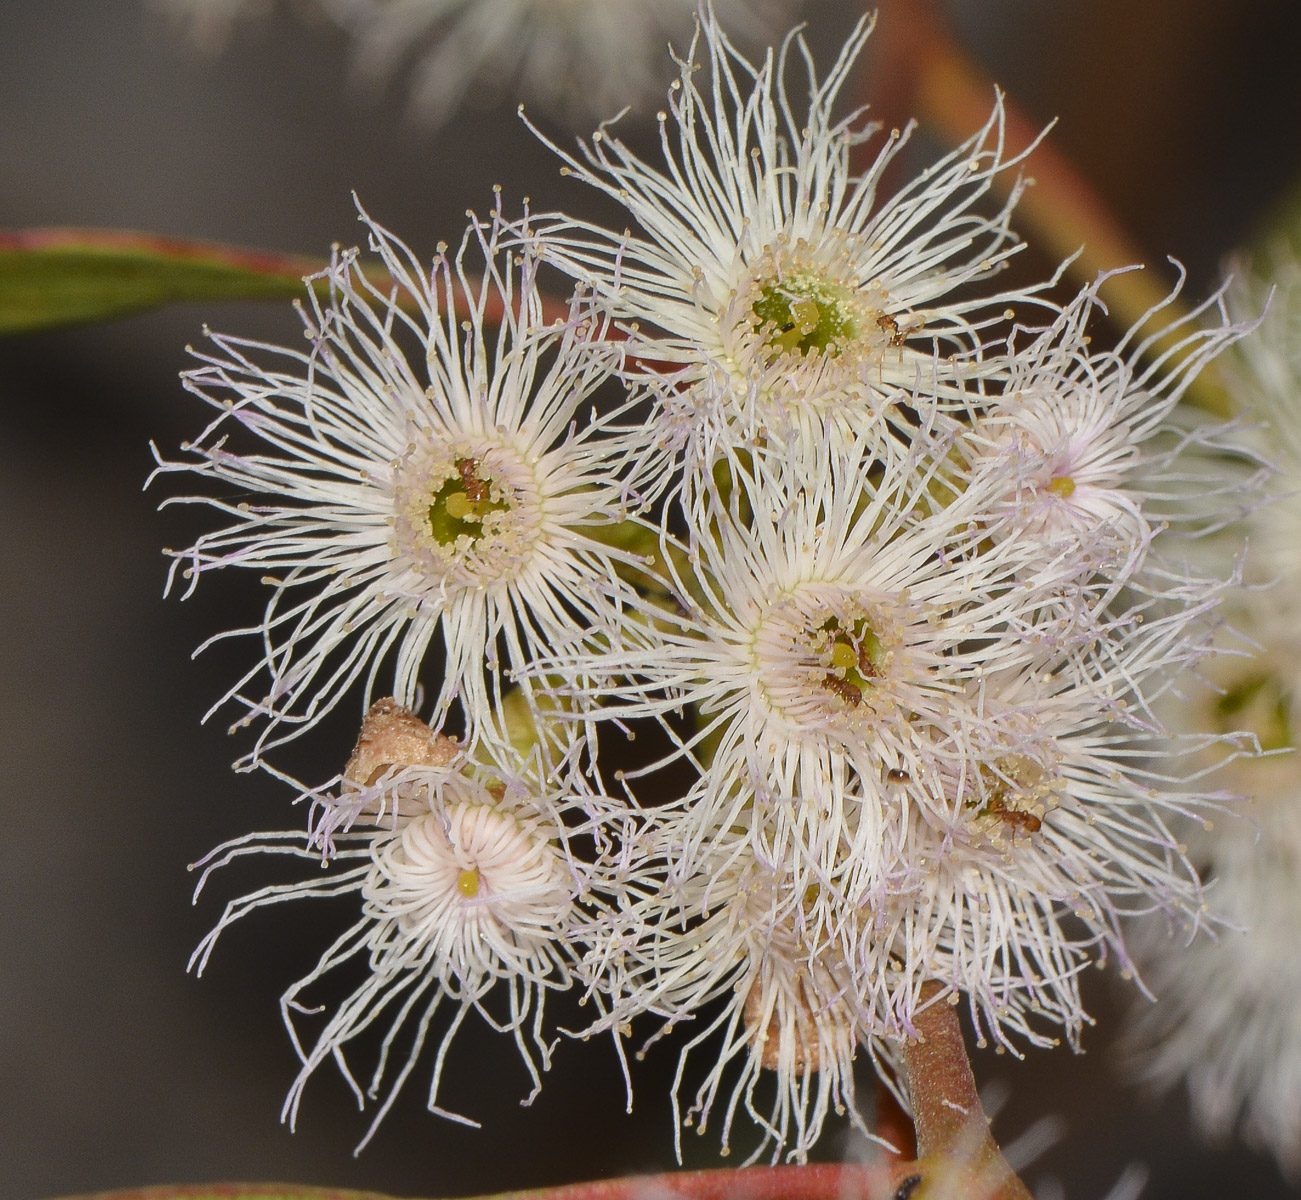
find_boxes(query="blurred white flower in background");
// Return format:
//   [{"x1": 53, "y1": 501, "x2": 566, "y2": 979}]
[
  {"x1": 149, "y1": 0, "x2": 273, "y2": 51},
  {"x1": 1125, "y1": 246, "x2": 1301, "y2": 1179},
  {"x1": 322, "y1": 0, "x2": 802, "y2": 125},
  {"x1": 151, "y1": 0, "x2": 804, "y2": 125}
]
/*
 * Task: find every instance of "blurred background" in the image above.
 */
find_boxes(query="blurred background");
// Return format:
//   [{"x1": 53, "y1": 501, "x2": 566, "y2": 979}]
[{"x1": 1, "y1": 1, "x2": 1299, "y2": 1197}]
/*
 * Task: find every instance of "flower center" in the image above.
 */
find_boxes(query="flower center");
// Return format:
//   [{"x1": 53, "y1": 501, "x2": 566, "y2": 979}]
[
  {"x1": 817, "y1": 616, "x2": 886, "y2": 708},
  {"x1": 751, "y1": 275, "x2": 861, "y2": 358},
  {"x1": 752, "y1": 589, "x2": 903, "y2": 734},
  {"x1": 425, "y1": 457, "x2": 511, "y2": 545},
  {"x1": 1045, "y1": 475, "x2": 1076, "y2": 499},
  {"x1": 1214, "y1": 670, "x2": 1293, "y2": 753},
  {"x1": 391, "y1": 440, "x2": 540, "y2": 591},
  {"x1": 457, "y1": 867, "x2": 481, "y2": 897}
]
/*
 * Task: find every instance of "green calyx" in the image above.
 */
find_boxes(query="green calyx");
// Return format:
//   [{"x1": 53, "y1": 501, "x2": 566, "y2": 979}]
[
  {"x1": 426, "y1": 457, "x2": 509, "y2": 546},
  {"x1": 752, "y1": 277, "x2": 857, "y2": 357},
  {"x1": 1216, "y1": 671, "x2": 1294, "y2": 752}
]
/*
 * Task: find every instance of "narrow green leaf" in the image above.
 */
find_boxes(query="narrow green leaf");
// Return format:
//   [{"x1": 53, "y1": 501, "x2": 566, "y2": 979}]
[{"x1": 0, "y1": 228, "x2": 326, "y2": 335}]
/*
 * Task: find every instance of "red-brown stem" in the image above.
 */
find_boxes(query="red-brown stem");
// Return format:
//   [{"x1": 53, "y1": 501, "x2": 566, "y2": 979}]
[
  {"x1": 860, "y1": 1, "x2": 1230, "y2": 415},
  {"x1": 901, "y1": 985, "x2": 1034, "y2": 1200},
  {"x1": 45, "y1": 1164, "x2": 923, "y2": 1200}
]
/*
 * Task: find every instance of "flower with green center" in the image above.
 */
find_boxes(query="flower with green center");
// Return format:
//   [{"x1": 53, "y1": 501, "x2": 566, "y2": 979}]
[
  {"x1": 530, "y1": 430, "x2": 1080, "y2": 899},
  {"x1": 153, "y1": 203, "x2": 661, "y2": 767},
  {"x1": 523, "y1": 10, "x2": 1043, "y2": 481}
]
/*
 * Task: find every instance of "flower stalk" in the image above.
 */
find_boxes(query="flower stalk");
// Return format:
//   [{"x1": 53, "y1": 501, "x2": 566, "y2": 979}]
[{"x1": 902, "y1": 985, "x2": 1034, "y2": 1200}]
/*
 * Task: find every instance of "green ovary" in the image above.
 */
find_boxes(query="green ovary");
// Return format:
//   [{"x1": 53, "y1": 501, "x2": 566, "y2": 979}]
[
  {"x1": 426, "y1": 458, "x2": 509, "y2": 546},
  {"x1": 753, "y1": 277, "x2": 858, "y2": 357}
]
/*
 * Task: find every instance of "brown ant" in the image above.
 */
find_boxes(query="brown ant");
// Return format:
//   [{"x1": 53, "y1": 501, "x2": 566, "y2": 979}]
[
  {"x1": 822, "y1": 674, "x2": 862, "y2": 707},
  {"x1": 875, "y1": 312, "x2": 906, "y2": 348},
  {"x1": 984, "y1": 795, "x2": 1043, "y2": 834},
  {"x1": 454, "y1": 457, "x2": 490, "y2": 502}
]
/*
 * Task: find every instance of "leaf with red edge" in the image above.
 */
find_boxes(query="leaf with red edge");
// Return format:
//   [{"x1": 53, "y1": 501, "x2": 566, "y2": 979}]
[{"x1": 0, "y1": 228, "x2": 325, "y2": 335}]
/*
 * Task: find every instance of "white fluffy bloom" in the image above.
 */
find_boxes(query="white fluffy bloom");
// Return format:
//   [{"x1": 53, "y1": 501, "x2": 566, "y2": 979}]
[
  {"x1": 191, "y1": 739, "x2": 616, "y2": 1146},
  {"x1": 960, "y1": 271, "x2": 1258, "y2": 592},
  {"x1": 153, "y1": 205, "x2": 657, "y2": 767},
  {"x1": 1128, "y1": 800, "x2": 1301, "y2": 1177},
  {"x1": 606, "y1": 843, "x2": 882, "y2": 1165},
  {"x1": 322, "y1": 0, "x2": 797, "y2": 126},
  {"x1": 542, "y1": 431, "x2": 1092, "y2": 889},
  {"x1": 538, "y1": 310, "x2": 1249, "y2": 1082},
  {"x1": 164, "y1": 7, "x2": 1264, "y2": 1168},
  {"x1": 526, "y1": 12, "x2": 1040, "y2": 477},
  {"x1": 1123, "y1": 249, "x2": 1301, "y2": 1177}
]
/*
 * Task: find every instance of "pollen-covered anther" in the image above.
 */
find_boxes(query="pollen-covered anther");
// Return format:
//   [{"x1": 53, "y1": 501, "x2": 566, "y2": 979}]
[{"x1": 1046, "y1": 475, "x2": 1077, "y2": 499}]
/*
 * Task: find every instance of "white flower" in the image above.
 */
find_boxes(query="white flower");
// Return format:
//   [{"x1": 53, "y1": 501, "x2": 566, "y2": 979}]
[
  {"x1": 960, "y1": 271, "x2": 1258, "y2": 591},
  {"x1": 538, "y1": 338, "x2": 1249, "y2": 1066},
  {"x1": 541, "y1": 430, "x2": 1087, "y2": 892},
  {"x1": 1122, "y1": 248, "x2": 1301, "y2": 1178},
  {"x1": 323, "y1": 0, "x2": 797, "y2": 126},
  {"x1": 525, "y1": 10, "x2": 1042, "y2": 476},
  {"x1": 191, "y1": 738, "x2": 615, "y2": 1146},
  {"x1": 1126, "y1": 799, "x2": 1301, "y2": 1178},
  {"x1": 153, "y1": 204, "x2": 657, "y2": 767},
  {"x1": 586, "y1": 827, "x2": 891, "y2": 1164}
]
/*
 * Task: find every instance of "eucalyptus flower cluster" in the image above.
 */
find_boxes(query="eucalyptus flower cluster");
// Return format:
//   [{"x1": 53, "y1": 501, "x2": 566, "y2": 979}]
[{"x1": 163, "y1": 12, "x2": 1257, "y2": 1164}]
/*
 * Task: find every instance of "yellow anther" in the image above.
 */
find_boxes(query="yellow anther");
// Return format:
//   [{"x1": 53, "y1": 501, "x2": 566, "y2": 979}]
[{"x1": 1046, "y1": 476, "x2": 1076, "y2": 499}]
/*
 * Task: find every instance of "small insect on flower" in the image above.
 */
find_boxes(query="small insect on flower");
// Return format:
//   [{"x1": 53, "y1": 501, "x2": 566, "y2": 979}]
[
  {"x1": 522, "y1": 8, "x2": 1046, "y2": 480},
  {"x1": 152, "y1": 201, "x2": 661, "y2": 769}
]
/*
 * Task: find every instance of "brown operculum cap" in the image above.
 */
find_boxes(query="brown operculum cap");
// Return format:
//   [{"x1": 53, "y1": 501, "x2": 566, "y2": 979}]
[
  {"x1": 344, "y1": 697, "x2": 461, "y2": 787},
  {"x1": 744, "y1": 976, "x2": 824, "y2": 1073}
]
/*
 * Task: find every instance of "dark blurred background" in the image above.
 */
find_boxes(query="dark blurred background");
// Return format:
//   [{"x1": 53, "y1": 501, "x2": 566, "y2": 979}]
[{"x1": 1, "y1": 2, "x2": 1299, "y2": 1198}]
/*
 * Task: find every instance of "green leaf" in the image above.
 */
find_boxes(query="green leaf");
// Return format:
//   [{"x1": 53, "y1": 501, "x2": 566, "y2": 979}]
[{"x1": 0, "y1": 228, "x2": 326, "y2": 335}]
